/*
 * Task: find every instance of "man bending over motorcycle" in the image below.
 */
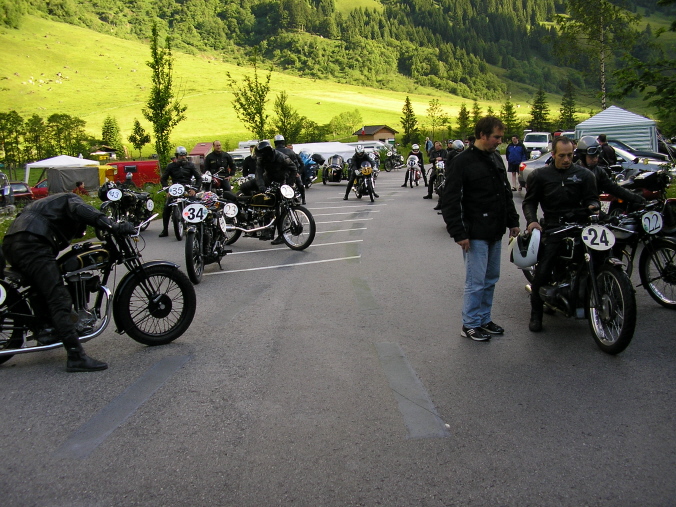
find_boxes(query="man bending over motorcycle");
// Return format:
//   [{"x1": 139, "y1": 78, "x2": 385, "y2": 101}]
[
  {"x1": 522, "y1": 136, "x2": 599, "y2": 333},
  {"x1": 2, "y1": 194, "x2": 136, "y2": 371},
  {"x1": 239, "y1": 140, "x2": 298, "y2": 245}
]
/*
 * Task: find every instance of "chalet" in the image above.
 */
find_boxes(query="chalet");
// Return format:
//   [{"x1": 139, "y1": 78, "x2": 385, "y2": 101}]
[
  {"x1": 189, "y1": 142, "x2": 213, "y2": 172},
  {"x1": 352, "y1": 125, "x2": 399, "y2": 143}
]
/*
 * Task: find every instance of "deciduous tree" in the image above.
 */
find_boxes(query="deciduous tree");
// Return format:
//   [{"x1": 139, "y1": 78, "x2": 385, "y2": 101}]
[
  {"x1": 272, "y1": 91, "x2": 305, "y2": 142},
  {"x1": 226, "y1": 52, "x2": 272, "y2": 140},
  {"x1": 128, "y1": 119, "x2": 151, "y2": 158}
]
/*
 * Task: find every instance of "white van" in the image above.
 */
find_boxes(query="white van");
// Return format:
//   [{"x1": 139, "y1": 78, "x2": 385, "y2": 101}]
[{"x1": 523, "y1": 132, "x2": 553, "y2": 155}]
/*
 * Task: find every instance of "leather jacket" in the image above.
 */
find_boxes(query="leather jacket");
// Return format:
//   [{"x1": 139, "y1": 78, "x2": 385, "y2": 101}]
[
  {"x1": 5, "y1": 193, "x2": 111, "y2": 253},
  {"x1": 160, "y1": 159, "x2": 202, "y2": 187},
  {"x1": 204, "y1": 150, "x2": 236, "y2": 177},
  {"x1": 254, "y1": 150, "x2": 297, "y2": 191},
  {"x1": 522, "y1": 163, "x2": 600, "y2": 227}
]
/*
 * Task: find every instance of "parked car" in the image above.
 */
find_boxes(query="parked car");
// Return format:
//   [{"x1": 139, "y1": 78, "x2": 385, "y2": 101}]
[
  {"x1": 517, "y1": 151, "x2": 551, "y2": 189},
  {"x1": 523, "y1": 132, "x2": 553, "y2": 156},
  {"x1": 607, "y1": 139, "x2": 668, "y2": 161},
  {"x1": 10, "y1": 181, "x2": 34, "y2": 202},
  {"x1": 30, "y1": 179, "x2": 49, "y2": 199}
]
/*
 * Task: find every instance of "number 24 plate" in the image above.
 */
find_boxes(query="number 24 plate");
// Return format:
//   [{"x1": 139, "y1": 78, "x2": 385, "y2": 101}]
[{"x1": 582, "y1": 225, "x2": 615, "y2": 251}]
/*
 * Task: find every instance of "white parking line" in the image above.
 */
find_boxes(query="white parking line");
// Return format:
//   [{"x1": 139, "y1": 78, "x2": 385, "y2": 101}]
[
  {"x1": 316, "y1": 228, "x2": 367, "y2": 234},
  {"x1": 228, "y1": 239, "x2": 363, "y2": 255},
  {"x1": 312, "y1": 210, "x2": 380, "y2": 216},
  {"x1": 307, "y1": 204, "x2": 387, "y2": 209},
  {"x1": 315, "y1": 218, "x2": 373, "y2": 224},
  {"x1": 204, "y1": 255, "x2": 361, "y2": 275}
]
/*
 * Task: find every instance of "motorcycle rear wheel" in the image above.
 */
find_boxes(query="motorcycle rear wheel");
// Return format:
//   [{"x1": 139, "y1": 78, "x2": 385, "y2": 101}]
[
  {"x1": 587, "y1": 265, "x2": 636, "y2": 355},
  {"x1": 638, "y1": 240, "x2": 676, "y2": 309},
  {"x1": 116, "y1": 265, "x2": 196, "y2": 346},
  {"x1": 172, "y1": 205, "x2": 184, "y2": 241},
  {"x1": 279, "y1": 206, "x2": 316, "y2": 250},
  {"x1": 185, "y1": 230, "x2": 204, "y2": 285}
]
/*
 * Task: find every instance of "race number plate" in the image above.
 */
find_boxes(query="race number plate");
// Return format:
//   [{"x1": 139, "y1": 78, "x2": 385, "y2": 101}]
[
  {"x1": 223, "y1": 202, "x2": 238, "y2": 218},
  {"x1": 146, "y1": 199, "x2": 155, "y2": 211},
  {"x1": 168, "y1": 184, "x2": 185, "y2": 197},
  {"x1": 641, "y1": 211, "x2": 663, "y2": 234},
  {"x1": 106, "y1": 188, "x2": 122, "y2": 201},
  {"x1": 182, "y1": 203, "x2": 208, "y2": 223},
  {"x1": 581, "y1": 225, "x2": 615, "y2": 251}
]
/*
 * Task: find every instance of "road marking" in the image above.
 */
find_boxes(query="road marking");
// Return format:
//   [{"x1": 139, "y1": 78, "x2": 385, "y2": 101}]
[
  {"x1": 315, "y1": 218, "x2": 373, "y2": 224},
  {"x1": 53, "y1": 355, "x2": 192, "y2": 459},
  {"x1": 316, "y1": 228, "x2": 367, "y2": 234},
  {"x1": 227, "y1": 240, "x2": 363, "y2": 255},
  {"x1": 204, "y1": 255, "x2": 361, "y2": 275},
  {"x1": 375, "y1": 343, "x2": 450, "y2": 439},
  {"x1": 312, "y1": 210, "x2": 380, "y2": 216},
  {"x1": 307, "y1": 205, "x2": 387, "y2": 209}
]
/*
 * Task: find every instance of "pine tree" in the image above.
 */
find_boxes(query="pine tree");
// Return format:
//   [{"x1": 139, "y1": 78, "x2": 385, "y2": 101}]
[
  {"x1": 101, "y1": 115, "x2": 123, "y2": 154},
  {"x1": 471, "y1": 99, "x2": 482, "y2": 124},
  {"x1": 456, "y1": 103, "x2": 470, "y2": 139},
  {"x1": 128, "y1": 119, "x2": 151, "y2": 158},
  {"x1": 558, "y1": 80, "x2": 578, "y2": 130},
  {"x1": 400, "y1": 96, "x2": 420, "y2": 145},
  {"x1": 529, "y1": 88, "x2": 551, "y2": 132},
  {"x1": 499, "y1": 98, "x2": 522, "y2": 139}
]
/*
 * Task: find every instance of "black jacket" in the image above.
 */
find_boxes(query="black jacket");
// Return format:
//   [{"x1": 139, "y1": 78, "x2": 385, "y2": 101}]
[
  {"x1": 254, "y1": 150, "x2": 297, "y2": 191},
  {"x1": 161, "y1": 159, "x2": 202, "y2": 187},
  {"x1": 441, "y1": 146, "x2": 519, "y2": 242},
  {"x1": 5, "y1": 193, "x2": 110, "y2": 253},
  {"x1": 275, "y1": 145, "x2": 302, "y2": 176},
  {"x1": 522, "y1": 163, "x2": 599, "y2": 227},
  {"x1": 429, "y1": 148, "x2": 448, "y2": 168},
  {"x1": 407, "y1": 150, "x2": 425, "y2": 168},
  {"x1": 242, "y1": 155, "x2": 256, "y2": 177},
  {"x1": 349, "y1": 152, "x2": 372, "y2": 171},
  {"x1": 589, "y1": 164, "x2": 644, "y2": 204},
  {"x1": 204, "y1": 150, "x2": 236, "y2": 177}
]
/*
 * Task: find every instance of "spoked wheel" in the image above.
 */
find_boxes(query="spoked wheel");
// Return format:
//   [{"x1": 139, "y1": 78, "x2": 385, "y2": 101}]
[
  {"x1": 279, "y1": 206, "x2": 316, "y2": 250},
  {"x1": 587, "y1": 265, "x2": 636, "y2": 355},
  {"x1": 223, "y1": 218, "x2": 242, "y2": 245},
  {"x1": 366, "y1": 180, "x2": 375, "y2": 202},
  {"x1": 115, "y1": 265, "x2": 196, "y2": 346},
  {"x1": 172, "y1": 205, "x2": 184, "y2": 241},
  {"x1": 639, "y1": 240, "x2": 676, "y2": 309},
  {"x1": 0, "y1": 295, "x2": 30, "y2": 365},
  {"x1": 185, "y1": 230, "x2": 204, "y2": 285}
]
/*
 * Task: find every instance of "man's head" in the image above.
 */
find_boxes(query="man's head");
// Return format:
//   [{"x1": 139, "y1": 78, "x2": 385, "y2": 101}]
[
  {"x1": 551, "y1": 137, "x2": 575, "y2": 170},
  {"x1": 175, "y1": 146, "x2": 188, "y2": 158},
  {"x1": 411, "y1": 143, "x2": 420, "y2": 152},
  {"x1": 256, "y1": 140, "x2": 274, "y2": 161},
  {"x1": 474, "y1": 116, "x2": 505, "y2": 153},
  {"x1": 434, "y1": 141, "x2": 442, "y2": 150},
  {"x1": 511, "y1": 136, "x2": 519, "y2": 144},
  {"x1": 597, "y1": 134, "x2": 607, "y2": 145},
  {"x1": 274, "y1": 134, "x2": 285, "y2": 148},
  {"x1": 212, "y1": 140, "x2": 223, "y2": 153}
]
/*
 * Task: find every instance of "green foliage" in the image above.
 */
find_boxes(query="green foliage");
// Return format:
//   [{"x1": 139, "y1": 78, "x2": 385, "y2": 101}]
[
  {"x1": 426, "y1": 99, "x2": 447, "y2": 141},
  {"x1": 558, "y1": 80, "x2": 578, "y2": 130},
  {"x1": 471, "y1": 100, "x2": 482, "y2": 125},
  {"x1": 272, "y1": 91, "x2": 305, "y2": 142},
  {"x1": 226, "y1": 54, "x2": 272, "y2": 139},
  {"x1": 499, "y1": 98, "x2": 522, "y2": 139},
  {"x1": 128, "y1": 119, "x2": 151, "y2": 158},
  {"x1": 455, "y1": 103, "x2": 471, "y2": 140},
  {"x1": 101, "y1": 115, "x2": 123, "y2": 153},
  {"x1": 142, "y1": 23, "x2": 187, "y2": 168},
  {"x1": 0, "y1": 0, "x2": 27, "y2": 28},
  {"x1": 400, "y1": 96, "x2": 419, "y2": 145},
  {"x1": 328, "y1": 109, "x2": 362, "y2": 137},
  {"x1": 529, "y1": 88, "x2": 551, "y2": 132}
]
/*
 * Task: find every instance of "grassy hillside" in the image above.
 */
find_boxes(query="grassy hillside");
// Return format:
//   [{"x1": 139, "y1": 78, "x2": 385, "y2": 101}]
[{"x1": 0, "y1": 15, "x2": 658, "y2": 156}]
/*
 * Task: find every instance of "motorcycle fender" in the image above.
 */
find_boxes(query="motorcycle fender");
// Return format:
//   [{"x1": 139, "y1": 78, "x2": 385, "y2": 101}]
[
  {"x1": 112, "y1": 260, "x2": 181, "y2": 334},
  {"x1": 654, "y1": 236, "x2": 676, "y2": 248},
  {"x1": 186, "y1": 225, "x2": 197, "y2": 234}
]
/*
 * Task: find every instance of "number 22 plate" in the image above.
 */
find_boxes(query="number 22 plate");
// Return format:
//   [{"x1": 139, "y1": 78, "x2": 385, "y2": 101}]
[{"x1": 581, "y1": 225, "x2": 615, "y2": 251}]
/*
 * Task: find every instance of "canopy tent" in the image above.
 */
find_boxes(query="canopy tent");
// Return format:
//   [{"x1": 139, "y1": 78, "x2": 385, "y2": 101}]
[
  {"x1": 575, "y1": 106, "x2": 658, "y2": 152},
  {"x1": 45, "y1": 166, "x2": 103, "y2": 194},
  {"x1": 24, "y1": 155, "x2": 100, "y2": 183}
]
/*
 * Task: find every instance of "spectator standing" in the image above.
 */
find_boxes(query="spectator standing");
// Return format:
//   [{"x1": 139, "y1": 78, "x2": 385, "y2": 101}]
[
  {"x1": 597, "y1": 134, "x2": 617, "y2": 167},
  {"x1": 425, "y1": 137, "x2": 433, "y2": 156},
  {"x1": 204, "y1": 140, "x2": 237, "y2": 192},
  {"x1": 505, "y1": 136, "x2": 528, "y2": 191}
]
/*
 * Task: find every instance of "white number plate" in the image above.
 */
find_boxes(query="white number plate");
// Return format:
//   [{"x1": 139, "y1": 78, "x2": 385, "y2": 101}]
[
  {"x1": 182, "y1": 203, "x2": 208, "y2": 223},
  {"x1": 223, "y1": 202, "x2": 238, "y2": 218},
  {"x1": 168, "y1": 184, "x2": 185, "y2": 197},
  {"x1": 146, "y1": 199, "x2": 155, "y2": 211},
  {"x1": 582, "y1": 225, "x2": 615, "y2": 251},
  {"x1": 641, "y1": 211, "x2": 663, "y2": 235},
  {"x1": 106, "y1": 188, "x2": 122, "y2": 201}
]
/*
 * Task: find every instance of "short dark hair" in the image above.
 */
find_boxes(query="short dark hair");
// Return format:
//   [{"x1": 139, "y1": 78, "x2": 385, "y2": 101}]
[
  {"x1": 597, "y1": 134, "x2": 607, "y2": 142},
  {"x1": 552, "y1": 136, "x2": 573, "y2": 153},
  {"x1": 474, "y1": 116, "x2": 505, "y2": 139},
  {"x1": 75, "y1": 181, "x2": 83, "y2": 186}
]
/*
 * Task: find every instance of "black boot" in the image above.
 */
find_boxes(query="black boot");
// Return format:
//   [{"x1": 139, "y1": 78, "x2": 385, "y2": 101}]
[
  {"x1": 159, "y1": 214, "x2": 170, "y2": 237},
  {"x1": 529, "y1": 300, "x2": 543, "y2": 332},
  {"x1": 66, "y1": 345, "x2": 108, "y2": 372}
]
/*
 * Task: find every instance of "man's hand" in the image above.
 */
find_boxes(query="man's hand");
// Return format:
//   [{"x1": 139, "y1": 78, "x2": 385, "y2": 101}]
[
  {"x1": 527, "y1": 222, "x2": 542, "y2": 234},
  {"x1": 112, "y1": 222, "x2": 137, "y2": 235},
  {"x1": 509, "y1": 227, "x2": 520, "y2": 238},
  {"x1": 456, "y1": 239, "x2": 470, "y2": 252}
]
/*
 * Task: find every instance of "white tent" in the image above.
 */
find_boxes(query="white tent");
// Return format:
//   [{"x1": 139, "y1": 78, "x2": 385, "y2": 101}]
[
  {"x1": 575, "y1": 106, "x2": 658, "y2": 152},
  {"x1": 24, "y1": 155, "x2": 100, "y2": 183}
]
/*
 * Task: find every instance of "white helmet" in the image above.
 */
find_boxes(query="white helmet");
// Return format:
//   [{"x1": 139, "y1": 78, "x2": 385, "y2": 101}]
[
  {"x1": 407, "y1": 155, "x2": 418, "y2": 167},
  {"x1": 412, "y1": 144, "x2": 420, "y2": 151},
  {"x1": 436, "y1": 160, "x2": 445, "y2": 170},
  {"x1": 355, "y1": 145, "x2": 365, "y2": 155},
  {"x1": 452, "y1": 140, "x2": 464, "y2": 150},
  {"x1": 509, "y1": 229, "x2": 541, "y2": 268}
]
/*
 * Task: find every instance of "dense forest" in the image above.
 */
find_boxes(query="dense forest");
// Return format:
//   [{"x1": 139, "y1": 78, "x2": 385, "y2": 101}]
[{"x1": 0, "y1": 0, "x2": 674, "y2": 101}]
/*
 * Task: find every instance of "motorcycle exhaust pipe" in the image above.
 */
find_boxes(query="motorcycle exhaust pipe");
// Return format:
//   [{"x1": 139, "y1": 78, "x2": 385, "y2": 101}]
[
  {"x1": 225, "y1": 217, "x2": 276, "y2": 234},
  {"x1": 0, "y1": 287, "x2": 112, "y2": 357}
]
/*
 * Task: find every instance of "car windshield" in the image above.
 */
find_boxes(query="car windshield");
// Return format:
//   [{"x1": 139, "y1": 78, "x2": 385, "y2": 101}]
[
  {"x1": 10, "y1": 183, "x2": 26, "y2": 191},
  {"x1": 525, "y1": 134, "x2": 548, "y2": 143}
]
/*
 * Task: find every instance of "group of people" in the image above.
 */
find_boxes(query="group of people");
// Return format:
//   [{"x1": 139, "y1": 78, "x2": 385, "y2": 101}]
[{"x1": 439, "y1": 116, "x2": 645, "y2": 341}]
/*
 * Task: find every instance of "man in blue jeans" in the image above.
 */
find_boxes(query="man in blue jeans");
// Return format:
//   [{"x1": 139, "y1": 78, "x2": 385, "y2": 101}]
[{"x1": 441, "y1": 116, "x2": 520, "y2": 341}]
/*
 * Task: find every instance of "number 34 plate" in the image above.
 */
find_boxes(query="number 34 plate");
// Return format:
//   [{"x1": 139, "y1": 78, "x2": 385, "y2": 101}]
[{"x1": 582, "y1": 225, "x2": 615, "y2": 251}]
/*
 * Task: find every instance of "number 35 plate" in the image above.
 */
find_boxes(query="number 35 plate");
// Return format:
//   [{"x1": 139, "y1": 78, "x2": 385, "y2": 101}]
[{"x1": 582, "y1": 225, "x2": 615, "y2": 251}]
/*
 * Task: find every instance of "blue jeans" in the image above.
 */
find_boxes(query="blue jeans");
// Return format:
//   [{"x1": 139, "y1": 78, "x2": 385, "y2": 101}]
[{"x1": 462, "y1": 239, "x2": 502, "y2": 328}]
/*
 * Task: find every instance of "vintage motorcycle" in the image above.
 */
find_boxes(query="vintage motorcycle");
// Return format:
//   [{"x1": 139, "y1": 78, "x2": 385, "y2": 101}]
[
  {"x1": 0, "y1": 215, "x2": 197, "y2": 365},
  {"x1": 183, "y1": 192, "x2": 232, "y2": 284},
  {"x1": 382, "y1": 148, "x2": 404, "y2": 172},
  {"x1": 608, "y1": 200, "x2": 676, "y2": 308},
  {"x1": 299, "y1": 152, "x2": 323, "y2": 188},
  {"x1": 605, "y1": 166, "x2": 672, "y2": 215},
  {"x1": 201, "y1": 170, "x2": 230, "y2": 196},
  {"x1": 516, "y1": 211, "x2": 637, "y2": 355},
  {"x1": 433, "y1": 161, "x2": 446, "y2": 196},
  {"x1": 405, "y1": 155, "x2": 422, "y2": 187},
  {"x1": 322, "y1": 155, "x2": 347, "y2": 184},
  {"x1": 221, "y1": 181, "x2": 316, "y2": 250},
  {"x1": 161, "y1": 183, "x2": 199, "y2": 241},
  {"x1": 96, "y1": 182, "x2": 155, "y2": 240},
  {"x1": 350, "y1": 160, "x2": 378, "y2": 202}
]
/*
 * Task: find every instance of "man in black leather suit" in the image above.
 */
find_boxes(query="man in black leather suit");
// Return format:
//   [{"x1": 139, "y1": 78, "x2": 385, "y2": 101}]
[
  {"x1": 273, "y1": 135, "x2": 306, "y2": 205},
  {"x1": 159, "y1": 146, "x2": 202, "y2": 237},
  {"x1": 522, "y1": 136, "x2": 600, "y2": 332},
  {"x1": 2, "y1": 193, "x2": 136, "y2": 371},
  {"x1": 344, "y1": 145, "x2": 378, "y2": 200},
  {"x1": 204, "y1": 140, "x2": 237, "y2": 191}
]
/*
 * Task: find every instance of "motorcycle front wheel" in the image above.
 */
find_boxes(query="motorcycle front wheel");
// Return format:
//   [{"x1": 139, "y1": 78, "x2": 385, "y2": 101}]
[
  {"x1": 116, "y1": 265, "x2": 196, "y2": 346},
  {"x1": 365, "y1": 179, "x2": 375, "y2": 202},
  {"x1": 638, "y1": 240, "x2": 676, "y2": 309},
  {"x1": 0, "y1": 299, "x2": 29, "y2": 365},
  {"x1": 172, "y1": 204, "x2": 184, "y2": 241},
  {"x1": 185, "y1": 230, "x2": 204, "y2": 284},
  {"x1": 279, "y1": 206, "x2": 316, "y2": 250},
  {"x1": 587, "y1": 265, "x2": 636, "y2": 355}
]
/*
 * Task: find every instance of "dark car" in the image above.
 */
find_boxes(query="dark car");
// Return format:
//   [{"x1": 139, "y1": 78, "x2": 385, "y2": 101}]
[
  {"x1": 30, "y1": 179, "x2": 49, "y2": 199},
  {"x1": 607, "y1": 139, "x2": 668, "y2": 162},
  {"x1": 9, "y1": 181, "x2": 34, "y2": 202}
]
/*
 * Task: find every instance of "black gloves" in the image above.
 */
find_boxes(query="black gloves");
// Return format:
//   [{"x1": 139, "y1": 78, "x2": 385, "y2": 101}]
[{"x1": 111, "y1": 222, "x2": 137, "y2": 235}]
